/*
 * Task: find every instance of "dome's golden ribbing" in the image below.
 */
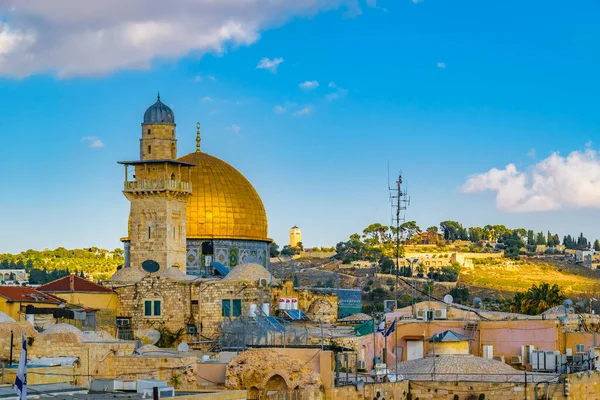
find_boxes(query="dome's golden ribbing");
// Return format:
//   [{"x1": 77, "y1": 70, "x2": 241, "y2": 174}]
[{"x1": 178, "y1": 151, "x2": 268, "y2": 241}]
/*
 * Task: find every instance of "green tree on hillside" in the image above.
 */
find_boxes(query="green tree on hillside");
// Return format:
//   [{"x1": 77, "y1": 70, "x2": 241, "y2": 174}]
[
  {"x1": 400, "y1": 221, "x2": 421, "y2": 241},
  {"x1": 527, "y1": 230, "x2": 535, "y2": 245},
  {"x1": 536, "y1": 232, "x2": 546, "y2": 245},
  {"x1": 509, "y1": 282, "x2": 564, "y2": 315},
  {"x1": 269, "y1": 242, "x2": 280, "y2": 257},
  {"x1": 426, "y1": 226, "x2": 439, "y2": 233},
  {"x1": 594, "y1": 240, "x2": 600, "y2": 252}
]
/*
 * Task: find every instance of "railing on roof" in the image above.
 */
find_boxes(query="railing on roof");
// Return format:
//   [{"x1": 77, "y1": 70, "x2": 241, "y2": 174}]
[{"x1": 123, "y1": 179, "x2": 192, "y2": 194}]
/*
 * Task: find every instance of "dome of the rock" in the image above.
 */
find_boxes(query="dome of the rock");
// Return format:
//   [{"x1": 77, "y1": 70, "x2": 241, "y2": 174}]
[{"x1": 178, "y1": 151, "x2": 268, "y2": 241}]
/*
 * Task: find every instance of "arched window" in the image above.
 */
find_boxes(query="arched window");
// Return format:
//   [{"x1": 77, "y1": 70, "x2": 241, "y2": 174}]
[
  {"x1": 147, "y1": 128, "x2": 151, "y2": 135},
  {"x1": 148, "y1": 226, "x2": 152, "y2": 239},
  {"x1": 148, "y1": 145, "x2": 152, "y2": 154}
]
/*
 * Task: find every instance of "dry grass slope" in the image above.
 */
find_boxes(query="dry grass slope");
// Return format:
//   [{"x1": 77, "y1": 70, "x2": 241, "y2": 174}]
[{"x1": 460, "y1": 258, "x2": 600, "y2": 296}]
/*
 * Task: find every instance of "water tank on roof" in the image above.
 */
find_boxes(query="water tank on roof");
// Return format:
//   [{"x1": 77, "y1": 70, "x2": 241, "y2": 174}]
[
  {"x1": 278, "y1": 298, "x2": 286, "y2": 310},
  {"x1": 248, "y1": 303, "x2": 258, "y2": 317},
  {"x1": 261, "y1": 303, "x2": 270, "y2": 316},
  {"x1": 292, "y1": 298, "x2": 298, "y2": 310}
]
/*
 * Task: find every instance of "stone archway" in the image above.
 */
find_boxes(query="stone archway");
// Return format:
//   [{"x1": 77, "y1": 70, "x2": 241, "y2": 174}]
[
  {"x1": 264, "y1": 374, "x2": 288, "y2": 399},
  {"x1": 247, "y1": 386, "x2": 259, "y2": 400}
]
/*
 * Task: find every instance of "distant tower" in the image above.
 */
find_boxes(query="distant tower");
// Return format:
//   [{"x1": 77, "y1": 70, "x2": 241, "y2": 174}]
[
  {"x1": 289, "y1": 226, "x2": 302, "y2": 247},
  {"x1": 118, "y1": 94, "x2": 196, "y2": 273}
]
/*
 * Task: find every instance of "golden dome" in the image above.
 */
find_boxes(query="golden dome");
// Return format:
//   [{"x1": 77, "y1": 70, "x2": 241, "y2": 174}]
[{"x1": 178, "y1": 151, "x2": 269, "y2": 242}]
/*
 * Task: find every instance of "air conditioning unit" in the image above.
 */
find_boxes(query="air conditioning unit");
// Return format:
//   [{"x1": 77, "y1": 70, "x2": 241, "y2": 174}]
[
  {"x1": 258, "y1": 278, "x2": 268, "y2": 287},
  {"x1": 433, "y1": 309, "x2": 447, "y2": 320},
  {"x1": 510, "y1": 355, "x2": 522, "y2": 365},
  {"x1": 522, "y1": 344, "x2": 535, "y2": 365},
  {"x1": 187, "y1": 325, "x2": 198, "y2": 334},
  {"x1": 482, "y1": 345, "x2": 494, "y2": 359},
  {"x1": 416, "y1": 309, "x2": 426, "y2": 320}
]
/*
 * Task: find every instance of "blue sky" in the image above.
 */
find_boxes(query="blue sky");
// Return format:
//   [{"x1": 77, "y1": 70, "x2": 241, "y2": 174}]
[{"x1": 2, "y1": 0, "x2": 600, "y2": 252}]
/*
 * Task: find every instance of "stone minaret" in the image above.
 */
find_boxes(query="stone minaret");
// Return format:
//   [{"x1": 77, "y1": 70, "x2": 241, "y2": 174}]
[{"x1": 119, "y1": 94, "x2": 195, "y2": 273}]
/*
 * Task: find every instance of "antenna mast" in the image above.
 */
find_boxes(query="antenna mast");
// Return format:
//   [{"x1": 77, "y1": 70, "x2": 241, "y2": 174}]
[{"x1": 389, "y1": 171, "x2": 410, "y2": 310}]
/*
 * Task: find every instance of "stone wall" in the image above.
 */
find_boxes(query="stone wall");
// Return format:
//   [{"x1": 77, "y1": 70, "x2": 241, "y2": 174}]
[
  {"x1": 3, "y1": 365, "x2": 75, "y2": 385},
  {"x1": 107, "y1": 275, "x2": 194, "y2": 334},
  {"x1": 198, "y1": 281, "x2": 271, "y2": 338},
  {"x1": 332, "y1": 381, "x2": 410, "y2": 400},
  {"x1": 329, "y1": 372, "x2": 600, "y2": 400}
]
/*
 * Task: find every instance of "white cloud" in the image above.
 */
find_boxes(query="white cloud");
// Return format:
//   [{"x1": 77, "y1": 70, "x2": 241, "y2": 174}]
[
  {"x1": 328, "y1": 81, "x2": 337, "y2": 88},
  {"x1": 326, "y1": 87, "x2": 348, "y2": 101},
  {"x1": 299, "y1": 80, "x2": 319, "y2": 90},
  {"x1": 81, "y1": 136, "x2": 104, "y2": 148},
  {"x1": 257, "y1": 57, "x2": 284, "y2": 73},
  {"x1": 366, "y1": 0, "x2": 377, "y2": 7},
  {"x1": 462, "y1": 145, "x2": 600, "y2": 212},
  {"x1": 273, "y1": 105, "x2": 286, "y2": 114},
  {"x1": 0, "y1": 1, "x2": 352, "y2": 78},
  {"x1": 293, "y1": 106, "x2": 313, "y2": 116},
  {"x1": 227, "y1": 124, "x2": 241, "y2": 133},
  {"x1": 436, "y1": 62, "x2": 446, "y2": 69},
  {"x1": 201, "y1": 96, "x2": 213, "y2": 102},
  {"x1": 194, "y1": 74, "x2": 216, "y2": 82},
  {"x1": 411, "y1": 0, "x2": 423, "y2": 3}
]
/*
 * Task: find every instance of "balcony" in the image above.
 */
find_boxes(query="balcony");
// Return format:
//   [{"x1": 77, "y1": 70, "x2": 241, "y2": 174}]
[{"x1": 124, "y1": 179, "x2": 192, "y2": 194}]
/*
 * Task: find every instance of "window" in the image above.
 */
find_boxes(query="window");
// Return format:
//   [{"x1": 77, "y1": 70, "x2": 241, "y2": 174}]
[
  {"x1": 144, "y1": 299, "x2": 162, "y2": 317},
  {"x1": 222, "y1": 300, "x2": 231, "y2": 317},
  {"x1": 148, "y1": 226, "x2": 151, "y2": 239},
  {"x1": 148, "y1": 145, "x2": 152, "y2": 154},
  {"x1": 222, "y1": 299, "x2": 242, "y2": 317},
  {"x1": 576, "y1": 344, "x2": 585, "y2": 353},
  {"x1": 147, "y1": 129, "x2": 151, "y2": 135},
  {"x1": 116, "y1": 317, "x2": 131, "y2": 326},
  {"x1": 232, "y1": 299, "x2": 242, "y2": 317}
]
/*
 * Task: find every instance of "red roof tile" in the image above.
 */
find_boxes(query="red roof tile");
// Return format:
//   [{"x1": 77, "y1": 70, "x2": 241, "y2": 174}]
[
  {"x1": 37, "y1": 275, "x2": 113, "y2": 293},
  {"x1": 0, "y1": 286, "x2": 62, "y2": 303}
]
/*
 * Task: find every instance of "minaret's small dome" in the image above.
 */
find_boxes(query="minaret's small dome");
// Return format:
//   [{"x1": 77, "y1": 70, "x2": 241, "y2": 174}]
[{"x1": 143, "y1": 93, "x2": 175, "y2": 124}]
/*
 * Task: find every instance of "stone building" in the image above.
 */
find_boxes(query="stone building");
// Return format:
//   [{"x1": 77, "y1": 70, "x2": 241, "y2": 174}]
[
  {"x1": 106, "y1": 263, "x2": 276, "y2": 341},
  {"x1": 119, "y1": 95, "x2": 271, "y2": 277},
  {"x1": 289, "y1": 225, "x2": 302, "y2": 247}
]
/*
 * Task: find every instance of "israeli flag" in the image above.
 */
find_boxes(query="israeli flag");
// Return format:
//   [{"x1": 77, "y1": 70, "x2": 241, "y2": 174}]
[
  {"x1": 376, "y1": 320, "x2": 386, "y2": 335},
  {"x1": 13, "y1": 333, "x2": 27, "y2": 400},
  {"x1": 384, "y1": 319, "x2": 396, "y2": 337}
]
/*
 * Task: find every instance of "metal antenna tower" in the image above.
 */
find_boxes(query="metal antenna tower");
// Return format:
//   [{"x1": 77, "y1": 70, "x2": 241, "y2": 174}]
[{"x1": 389, "y1": 171, "x2": 410, "y2": 310}]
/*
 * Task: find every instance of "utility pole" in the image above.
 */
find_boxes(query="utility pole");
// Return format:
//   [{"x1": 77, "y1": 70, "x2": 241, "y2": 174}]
[{"x1": 389, "y1": 172, "x2": 410, "y2": 311}]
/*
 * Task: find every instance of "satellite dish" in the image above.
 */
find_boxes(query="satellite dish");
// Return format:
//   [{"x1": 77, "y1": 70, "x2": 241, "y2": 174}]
[
  {"x1": 142, "y1": 260, "x2": 160, "y2": 274},
  {"x1": 473, "y1": 298, "x2": 482, "y2": 308},
  {"x1": 177, "y1": 342, "x2": 189, "y2": 352},
  {"x1": 443, "y1": 294, "x2": 454, "y2": 304},
  {"x1": 354, "y1": 379, "x2": 365, "y2": 391},
  {"x1": 137, "y1": 329, "x2": 161, "y2": 345},
  {"x1": 564, "y1": 299, "x2": 573, "y2": 308}
]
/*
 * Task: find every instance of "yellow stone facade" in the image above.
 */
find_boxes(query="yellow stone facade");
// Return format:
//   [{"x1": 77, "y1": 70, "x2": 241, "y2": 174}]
[{"x1": 289, "y1": 226, "x2": 302, "y2": 247}]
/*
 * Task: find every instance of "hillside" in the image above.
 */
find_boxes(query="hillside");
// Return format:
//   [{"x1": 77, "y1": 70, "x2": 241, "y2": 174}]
[
  {"x1": 0, "y1": 247, "x2": 123, "y2": 282},
  {"x1": 459, "y1": 257, "x2": 600, "y2": 298}
]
